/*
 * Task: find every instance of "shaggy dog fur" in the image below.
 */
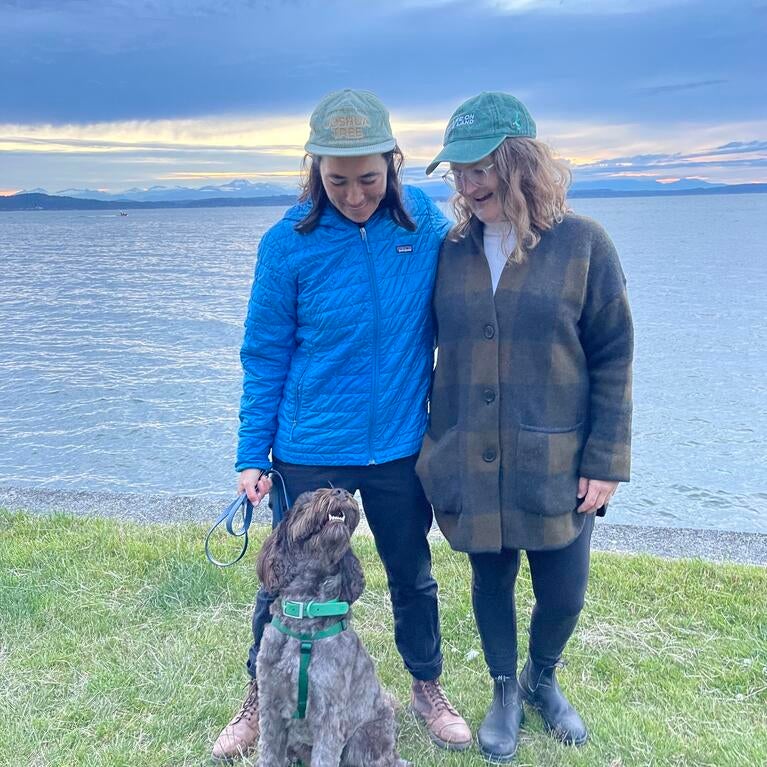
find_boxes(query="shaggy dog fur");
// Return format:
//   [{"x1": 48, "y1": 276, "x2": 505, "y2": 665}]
[{"x1": 256, "y1": 487, "x2": 410, "y2": 767}]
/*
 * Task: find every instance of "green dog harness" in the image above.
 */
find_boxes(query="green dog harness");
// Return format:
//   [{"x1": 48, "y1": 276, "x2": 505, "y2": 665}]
[{"x1": 271, "y1": 598, "x2": 350, "y2": 719}]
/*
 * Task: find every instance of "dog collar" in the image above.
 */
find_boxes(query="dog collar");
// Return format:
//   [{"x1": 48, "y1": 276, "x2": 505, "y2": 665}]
[{"x1": 282, "y1": 598, "x2": 349, "y2": 619}]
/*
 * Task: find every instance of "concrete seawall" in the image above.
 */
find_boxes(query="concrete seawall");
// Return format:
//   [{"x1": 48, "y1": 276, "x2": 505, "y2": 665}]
[{"x1": 2, "y1": 485, "x2": 765, "y2": 567}]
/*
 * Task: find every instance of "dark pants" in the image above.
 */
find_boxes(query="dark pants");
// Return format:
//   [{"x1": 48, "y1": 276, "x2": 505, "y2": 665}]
[
  {"x1": 246, "y1": 453, "x2": 443, "y2": 682},
  {"x1": 469, "y1": 514, "x2": 594, "y2": 678}
]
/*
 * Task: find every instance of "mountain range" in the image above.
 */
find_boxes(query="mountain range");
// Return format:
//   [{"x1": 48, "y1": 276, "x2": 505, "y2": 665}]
[
  {"x1": 3, "y1": 177, "x2": 766, "y2": 212},
  {"x1": 18, "y1": 179, "x2": 291, "y2": 203},
  {"x1": 14, "y1": 176, "x2": 732, "y2": 202}
]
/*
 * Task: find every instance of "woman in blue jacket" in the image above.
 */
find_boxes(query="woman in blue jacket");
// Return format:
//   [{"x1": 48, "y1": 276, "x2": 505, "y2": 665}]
[{"x1": 212, "y1": 89, "x2": 471, "y2": 762}]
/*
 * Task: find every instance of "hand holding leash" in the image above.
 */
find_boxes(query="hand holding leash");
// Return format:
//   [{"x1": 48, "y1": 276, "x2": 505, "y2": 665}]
[
  {"x1": 206, "y1": 469, "x2": 291, "y2": 568},
  {"x1": 239, "y1": 468, "x2": 273, "y2": 505}
]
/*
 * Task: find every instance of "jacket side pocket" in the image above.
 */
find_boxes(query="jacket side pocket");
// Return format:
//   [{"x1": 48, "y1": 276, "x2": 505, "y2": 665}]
[
  {"x1": 290, "y1": 354, "x2": 313, "y2": 440},
  {"x1": 515, "y1": 423, "x2": 584, "y2": 517}
]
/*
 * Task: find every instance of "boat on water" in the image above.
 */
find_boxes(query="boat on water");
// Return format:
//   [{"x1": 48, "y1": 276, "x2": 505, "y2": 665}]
[{"x1": 119, "y1": 211, "x2": 128, "y2": 216}]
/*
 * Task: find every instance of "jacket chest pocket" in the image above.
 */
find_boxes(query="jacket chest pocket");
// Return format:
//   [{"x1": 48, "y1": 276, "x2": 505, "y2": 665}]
[{"x1": 514, "y1": 423, "x2": 584, "y2": 517}]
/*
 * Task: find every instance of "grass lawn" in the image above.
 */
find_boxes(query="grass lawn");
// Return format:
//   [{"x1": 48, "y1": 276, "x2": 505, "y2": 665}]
[{"x1": 1, "y1": 510, "x2": 766, "y2": 767}]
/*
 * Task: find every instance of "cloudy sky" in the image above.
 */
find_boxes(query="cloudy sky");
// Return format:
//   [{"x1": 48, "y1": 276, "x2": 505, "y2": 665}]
[{"x1": 1, "y1": 0, "x2": 765, "y2": 194}]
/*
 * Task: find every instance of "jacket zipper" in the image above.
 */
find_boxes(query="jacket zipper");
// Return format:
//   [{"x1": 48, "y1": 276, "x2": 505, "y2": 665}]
[{"x1": 360, "y1": 226, "x2": 378, "y2": 465}]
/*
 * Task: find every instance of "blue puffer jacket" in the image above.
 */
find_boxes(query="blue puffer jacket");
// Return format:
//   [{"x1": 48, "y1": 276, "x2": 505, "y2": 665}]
[{"x1": 236, "y1": 186, "x2": 450, "y2": 470}]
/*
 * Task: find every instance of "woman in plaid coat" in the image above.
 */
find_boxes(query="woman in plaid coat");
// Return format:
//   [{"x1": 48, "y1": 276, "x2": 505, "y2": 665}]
[{"x1": 417, "y1": 92, "x2": 633, "y2": 762}]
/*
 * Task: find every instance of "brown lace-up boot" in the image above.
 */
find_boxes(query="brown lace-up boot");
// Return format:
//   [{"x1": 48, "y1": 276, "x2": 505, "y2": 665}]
[
  {"x1": 411, "y1": 678, "x2": 472, "y2": 751},
  {"x1": 211, "y1": 678, "x2": 260, "y2": 762}
]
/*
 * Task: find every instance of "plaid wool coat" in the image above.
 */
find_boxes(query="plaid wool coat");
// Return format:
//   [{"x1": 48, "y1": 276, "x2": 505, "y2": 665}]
[{"x1": 416, "y1": 214, "x2": 633, "y2": 553}]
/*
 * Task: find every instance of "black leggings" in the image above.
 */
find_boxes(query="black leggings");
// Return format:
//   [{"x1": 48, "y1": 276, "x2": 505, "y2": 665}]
[
  {"x1": 469, "y1": 514, "x2": 594, "y2": 678},
  {"x1": 246, "y1": 453, "x2": 443, "y2": 682}
]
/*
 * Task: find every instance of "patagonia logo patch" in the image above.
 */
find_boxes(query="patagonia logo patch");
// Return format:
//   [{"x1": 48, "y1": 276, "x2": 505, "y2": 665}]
[{"x1": 396, "y1": 245, "x2": 413, "y2": 254}]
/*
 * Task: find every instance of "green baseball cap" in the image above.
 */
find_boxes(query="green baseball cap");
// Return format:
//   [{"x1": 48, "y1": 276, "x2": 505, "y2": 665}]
[
  {"x1": 426, "y1": 91, "x2": 536, "y2": 175},
  {"x1": 305, "y1": 89, "x2": 397, "y2": 156}
]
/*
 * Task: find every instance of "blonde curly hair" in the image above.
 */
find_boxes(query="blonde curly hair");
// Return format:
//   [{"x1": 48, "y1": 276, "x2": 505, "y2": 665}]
[{"x1": 450, "y1": 137, "x2": 571, "y2": 263}]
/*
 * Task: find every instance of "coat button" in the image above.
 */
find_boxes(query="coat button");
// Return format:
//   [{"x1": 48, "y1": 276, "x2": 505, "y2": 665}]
[
  {"x1": 483, "y1": 388, "x2": 496, "y2": 403},
  {"x1": 483, "y1": 323, "x2": 495, "y2": 339},
  {"x1": 483, "y1": 449, "x2": 497, "y2": 462}
]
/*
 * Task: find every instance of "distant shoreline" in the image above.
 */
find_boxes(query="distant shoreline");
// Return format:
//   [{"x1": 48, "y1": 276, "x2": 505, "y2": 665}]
[{"x1": 2, "y1": 185, "x2": 767, "y2": 212}]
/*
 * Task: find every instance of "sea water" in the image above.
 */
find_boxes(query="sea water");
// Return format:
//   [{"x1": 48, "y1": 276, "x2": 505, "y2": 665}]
[{"x1": 1, "y1": 194, "x2": 765, "y2": 532}]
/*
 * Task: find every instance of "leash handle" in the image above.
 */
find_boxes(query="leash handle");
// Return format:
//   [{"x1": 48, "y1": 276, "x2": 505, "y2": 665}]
[
  {"x1": 205, "y1": 469, "x2": 291, "y2": 568},
  {"x1": 204, "y1": 492, "x2": 253, "y2": 568}
]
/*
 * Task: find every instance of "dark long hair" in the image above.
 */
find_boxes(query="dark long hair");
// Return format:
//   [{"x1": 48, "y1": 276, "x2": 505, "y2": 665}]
[{"x1": 294, "y1": 146, "x2": 416, "y2": 234}]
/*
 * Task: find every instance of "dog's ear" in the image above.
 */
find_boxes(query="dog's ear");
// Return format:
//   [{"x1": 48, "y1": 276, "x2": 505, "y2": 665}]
[
  {"x1": 338, "y1": 548, "x2": 365, "y2": 604},
  {"x1": 285, "y1": 491, "x2": 318, "y2": 544},
  {"x1": 256, "y1": 520, "x2": 290, "y2": 592}
]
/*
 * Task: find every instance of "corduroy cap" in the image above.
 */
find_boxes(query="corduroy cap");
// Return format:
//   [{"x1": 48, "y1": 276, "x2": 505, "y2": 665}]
[
  {"x1": 426, "y1": 92, "x2": 536, "y2": 174},
  {"x1": 305, "y1": 89, "x2": 396, "y2": 156}
]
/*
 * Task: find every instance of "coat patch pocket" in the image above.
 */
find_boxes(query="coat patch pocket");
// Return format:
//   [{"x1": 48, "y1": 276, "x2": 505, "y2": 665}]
[
  {"x1": 515, "y1": 423, "x2": 584, "y2": 516},
  {"x1": 416, "y1": 425, "x2": 462, "y2": 515}
]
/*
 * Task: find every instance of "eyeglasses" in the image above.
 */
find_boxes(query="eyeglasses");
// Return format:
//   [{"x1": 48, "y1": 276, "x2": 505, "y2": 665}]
[{"x1": 441, "y1": 163, "x2": 495, "y2": 191}]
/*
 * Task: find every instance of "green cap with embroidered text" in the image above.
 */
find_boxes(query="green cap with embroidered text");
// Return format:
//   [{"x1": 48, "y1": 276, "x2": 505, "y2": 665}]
[
  {"x1": 426, "y1": 91, "x2": 536, "y2": 175},
  {"x1": 305, "y1": 89, "x2": 397, "y2": 156}
]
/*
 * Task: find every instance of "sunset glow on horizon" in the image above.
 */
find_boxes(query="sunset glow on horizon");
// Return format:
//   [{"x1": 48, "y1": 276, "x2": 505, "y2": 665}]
[{"x1": 2, "y1": 1, "x2": 763, "y2": 192}]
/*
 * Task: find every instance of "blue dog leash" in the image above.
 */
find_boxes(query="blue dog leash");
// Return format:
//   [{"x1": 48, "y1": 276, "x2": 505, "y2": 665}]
[{"x1": 205, "y1": 469, "x2": 291, "y2": 567}]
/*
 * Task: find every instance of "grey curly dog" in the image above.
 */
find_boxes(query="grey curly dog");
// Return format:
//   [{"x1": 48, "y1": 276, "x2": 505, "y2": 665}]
[{"x1": 255, "y1": 487, "x2": 411, "y2": 767}]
